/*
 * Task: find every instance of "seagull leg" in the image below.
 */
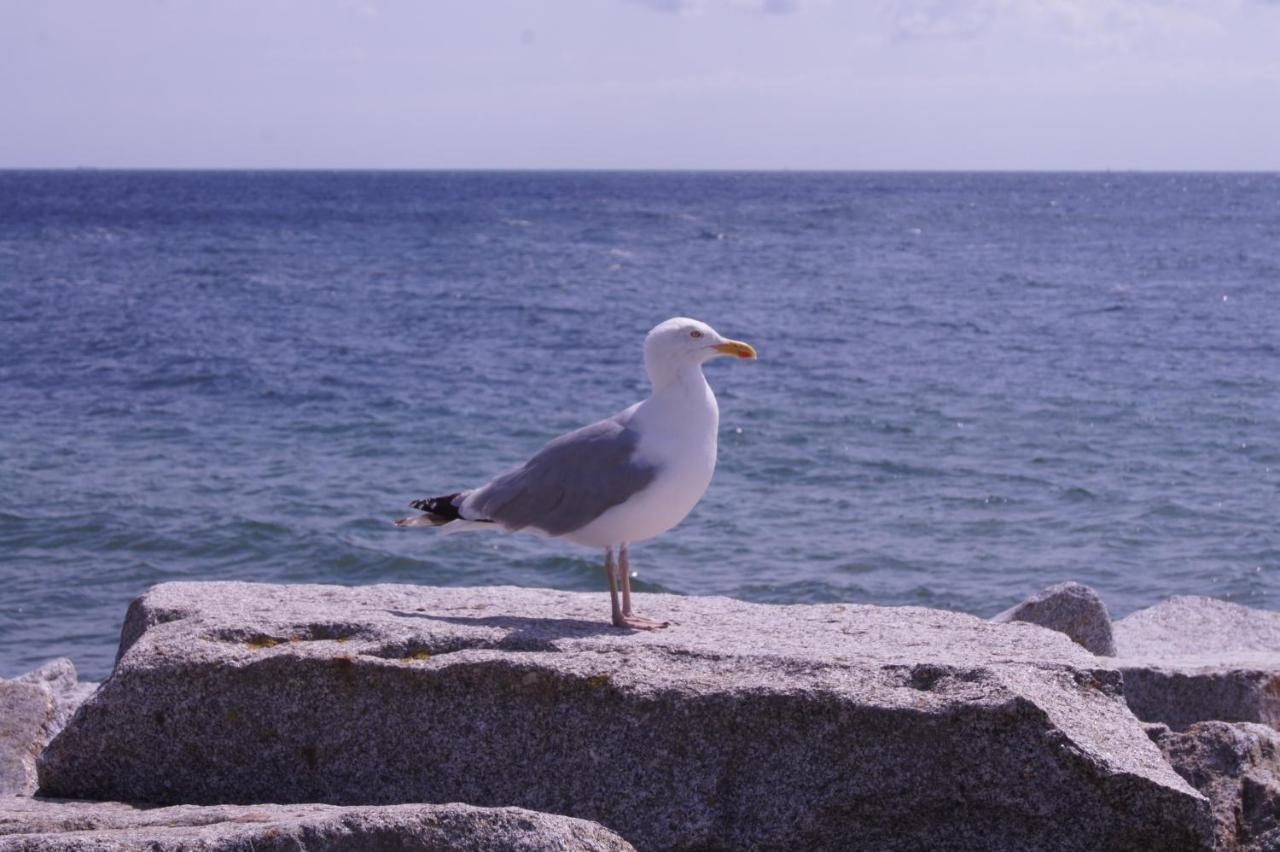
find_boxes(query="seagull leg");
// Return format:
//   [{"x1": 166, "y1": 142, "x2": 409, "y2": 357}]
[
  {"x1": 617, "y1": 542, "x2": 669, "y2": 630},
  {"x1": 620, "y1": 542, "x2": 633, "y2": 616},
  {"x1": 604, "y1": 546, "x2": 624, "y2": 627}
]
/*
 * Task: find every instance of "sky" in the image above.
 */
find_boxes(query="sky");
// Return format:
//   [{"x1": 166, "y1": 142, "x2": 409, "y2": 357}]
[{"x1": 2, "y1": 0, "x2": 1279, "y2": 170}]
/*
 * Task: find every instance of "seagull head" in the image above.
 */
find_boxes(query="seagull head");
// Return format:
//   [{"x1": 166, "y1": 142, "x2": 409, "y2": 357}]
[{"x1": 644, "y1": 317, "x2": 756, "y2": 385}]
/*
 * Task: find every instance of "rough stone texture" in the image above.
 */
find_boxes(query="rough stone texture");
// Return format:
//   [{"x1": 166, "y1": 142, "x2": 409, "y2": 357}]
[
  {"x1": 1147, "y1": 721, "x2": 1280, "y2": 852},
  {"x1": 0, "y1": 797, "x2": 633, "y2": 851},
  {"x1": 13, "y1": 660, "x2": 98, "y2": 741},
  {"x1": 41, "y1": 582, "x2": 1213, "y2": 851},
  {"x1": 1115, "y1": 597, "x2": 1280, "y2": 730},
  {"x1": 0, "y1": 659, "x2": 98, "y2": 798},
  {"x1": 0, "y1": 682, "x2": 53, "y2": 797},
  {"x1": 993, "y1": 582, "x2": 1117, "y2": 656}
]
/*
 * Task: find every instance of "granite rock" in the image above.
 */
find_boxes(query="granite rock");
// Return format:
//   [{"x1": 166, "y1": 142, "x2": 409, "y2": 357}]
[
  {"x1": 993, "y1": 582, "x2": 1117, "y2": 656},
  {"x1": 0, "y1": 797, "x2": 633, "y2": 851},
  {"x1": 1, "y1": 659, "x2": 98, "y2": 797},
  {"x1": 1148, "y1": 721, "x2": 1280, "y2": 852},
  {"x1": 40, "y1": 582, "x2": 1213, "y2": 851},
  {"x1": 14, "y1": 660, "x2": 98, "y2": 741},
  {"x1": 1115, "y1": 597, "x2": 1280, "y2": 730},
  {"x1": 0, "y1": 682, "x2": 53, "y2": 797}
]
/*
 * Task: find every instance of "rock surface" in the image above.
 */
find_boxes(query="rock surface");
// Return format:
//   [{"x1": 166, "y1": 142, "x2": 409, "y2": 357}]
[
  {"x1": 0, "y1": 797, "x2": 633, "y2": 851},
  {"x1": 1, "y1": 659, "x2": 95, "y2": 797},
  {"x1": 1148, "y1": 721, "x2": 1280, "y2": 852},
  {"x1": 993, "y1": 582, "x2": 1116, "y2": 656},
  {"x1": 39, "y1": 582, "x2": 1212, "y2": 851},
  {"x1": 12, "y1": 660, "x2": 98, "y2": 740},
  {"x1": 0, "y1": 681, "x2": 52, "y2": 797},
  {"x1": 1115, "y1": 597, "x2": 1280, "y2": 730}
]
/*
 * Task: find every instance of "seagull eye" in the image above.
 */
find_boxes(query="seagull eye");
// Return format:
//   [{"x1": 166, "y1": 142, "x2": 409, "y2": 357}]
[{"x1": 690, "y1": 330, "x2": 703, "y2": 339}]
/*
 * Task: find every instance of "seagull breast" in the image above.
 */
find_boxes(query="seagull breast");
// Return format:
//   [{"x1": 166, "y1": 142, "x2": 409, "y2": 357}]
[{"x1": 563, "y1": 370, "x2": 720, "y2": 549}]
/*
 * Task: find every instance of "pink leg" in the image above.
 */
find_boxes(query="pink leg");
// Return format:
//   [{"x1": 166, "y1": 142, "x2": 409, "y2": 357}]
[
  {"x1": 620, "y1": 542, "x2": 633, "y2": 615},
  {"x1": 604, "y1": 547, "x2": 624, "y2": 626},
  {"x1": 616, "y1": 543, "x2": 668, "y2": 630}
]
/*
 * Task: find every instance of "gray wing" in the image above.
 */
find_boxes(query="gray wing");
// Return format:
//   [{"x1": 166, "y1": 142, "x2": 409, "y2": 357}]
[{"x1": 462, "y1": 412, "x2": 658, "y2": 537}]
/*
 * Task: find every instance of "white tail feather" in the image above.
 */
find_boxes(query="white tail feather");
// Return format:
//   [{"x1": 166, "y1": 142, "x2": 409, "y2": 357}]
[
  {"x1": 393, "y1": 514, "x2": 438, "y2": 528},
  {"x1": 436, "y1": 519, "x2": 500, "y2": 535},
  {"x1": 393, "y1": 514, "x2": 497, "y2": 534}
]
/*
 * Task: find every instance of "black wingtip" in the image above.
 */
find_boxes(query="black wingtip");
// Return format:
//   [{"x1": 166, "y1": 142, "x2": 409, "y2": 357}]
[{"x1": 407, "y1": 493, "x2": 464, "y2": 522}]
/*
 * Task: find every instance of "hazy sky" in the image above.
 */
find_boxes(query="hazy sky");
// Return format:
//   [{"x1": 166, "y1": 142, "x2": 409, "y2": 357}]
[{"x1": 2, "y1": 0, "x2": 1279, "y2": 169}]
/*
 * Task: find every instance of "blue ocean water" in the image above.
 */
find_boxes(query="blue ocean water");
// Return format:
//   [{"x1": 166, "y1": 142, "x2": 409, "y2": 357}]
[{"x1": 2, "y1": 170, "x2": 1278, "y2": 679}]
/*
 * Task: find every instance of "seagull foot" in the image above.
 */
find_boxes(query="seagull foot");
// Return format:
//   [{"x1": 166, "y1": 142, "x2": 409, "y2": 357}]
[{"x1": 613, "y1": 613, "x2": 670, "y2": 630}]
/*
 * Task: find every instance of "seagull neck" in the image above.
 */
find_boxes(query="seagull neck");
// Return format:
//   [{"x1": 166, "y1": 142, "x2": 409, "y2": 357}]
[
  {"x1": 648, "y1": 362, "x2": 710, "y2": 398},
  {"x1": 639, "y1": 362, "x2": 719, "y2": 442}
]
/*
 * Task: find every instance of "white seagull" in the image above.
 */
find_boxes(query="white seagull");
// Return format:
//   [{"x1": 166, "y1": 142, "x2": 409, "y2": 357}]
[{"x1": 396, "y1": 317, "x2": 757, "y2": 629}]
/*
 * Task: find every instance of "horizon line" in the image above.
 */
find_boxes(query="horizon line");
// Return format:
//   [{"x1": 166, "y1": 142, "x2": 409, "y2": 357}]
[{"x1": 3, "y1": 166, "x2": 1280, "y2": 175}]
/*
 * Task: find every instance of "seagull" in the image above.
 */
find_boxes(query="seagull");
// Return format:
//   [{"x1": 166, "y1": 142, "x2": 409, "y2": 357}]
[{"x1": 396, "y1": 317, "x2": 756, "y2": 630}]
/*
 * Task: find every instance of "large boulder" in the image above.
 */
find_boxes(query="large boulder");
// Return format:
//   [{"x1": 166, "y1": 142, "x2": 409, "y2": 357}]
[
  {"x1": 1148, "y1": 721, "x2": 1280, "y2": 852},
  {"x1": 1, "y1": 660, "x2": 96, "y2": 797},
  {"x1": 992, "y1": 582, "x2": 1116, "y2": 656},
  {"x1": 40, "y1": 582, "x2": 1213, "y2": 851},
  {"x1": 0, "y1": 797, "x2": 633, "y2": 851},
  {"x1": 1114, "y1": 597, "x2": 1280, "y2": 730}
]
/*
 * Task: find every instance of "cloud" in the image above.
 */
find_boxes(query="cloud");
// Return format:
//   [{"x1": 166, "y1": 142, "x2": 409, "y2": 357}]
[
  {"x1": 884, "y1": 0, "x2": 999, "y2": 40},
  {"x1": 624, "y1": 0, "x2": 801, "y2": 14},
  {"x1": 625, "y1": 0, "x2": 688, "y2": 12},
  {"x1": 882, "y1": 0, "x2": 1242, "y2": 45}
]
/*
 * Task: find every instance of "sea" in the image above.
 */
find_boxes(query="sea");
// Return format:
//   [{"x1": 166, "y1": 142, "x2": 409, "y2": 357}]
[{"x1": 2, "y1": 170, "x2": 1278, "y2": 679}]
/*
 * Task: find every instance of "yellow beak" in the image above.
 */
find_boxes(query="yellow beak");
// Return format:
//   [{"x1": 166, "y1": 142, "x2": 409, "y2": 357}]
[{"x1": 713, "y1": 339, "x2": 757, "y2": 360}]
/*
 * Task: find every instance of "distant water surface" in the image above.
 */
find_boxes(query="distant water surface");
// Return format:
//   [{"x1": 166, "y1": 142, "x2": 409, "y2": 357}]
[{"x1": 2, "y1": 170, "x2": 1278, "y2": 678}]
